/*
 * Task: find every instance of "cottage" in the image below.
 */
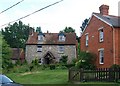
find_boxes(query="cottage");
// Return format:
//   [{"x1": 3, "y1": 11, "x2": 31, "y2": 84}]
[
  {"x1": 25, "y1": 30, "x2": 77, "y2": 64},
  {"x1": 80, "y1": 5, "x2": 120, "y2": 68}
]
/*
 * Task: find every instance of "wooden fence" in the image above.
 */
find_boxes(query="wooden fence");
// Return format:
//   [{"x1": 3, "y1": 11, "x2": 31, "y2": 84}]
[{"x1": 68, "y1": 68, "x2": 120, "y2": 82}]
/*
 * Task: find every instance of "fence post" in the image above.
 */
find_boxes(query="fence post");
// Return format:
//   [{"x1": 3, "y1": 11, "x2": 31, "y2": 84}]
[
  {"x1": 68, "y1": 68, "x2": 71, "y2": 82},
  {"x1": 80, "y1": 68, "x2": 83, "y2": 82}
]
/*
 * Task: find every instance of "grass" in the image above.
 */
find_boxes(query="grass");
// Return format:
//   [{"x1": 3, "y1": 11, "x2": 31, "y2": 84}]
[
  {"x1": 5, "y1": 68, "x2": 120, "y2": 86},
  {"x1": 6, "y1": 69, "x2": 68, "y2": 84}
]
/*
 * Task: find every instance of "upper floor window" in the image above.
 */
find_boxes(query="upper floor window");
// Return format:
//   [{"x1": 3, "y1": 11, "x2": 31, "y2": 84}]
[
  {"x1": 99, "y1": 48, "x2": 104, "y2": 64},
  {"x1": 85, "y1": 33, "x2": 89, "y2": 46},
  {"x1": 58, "y1": 45, "x2": 64, "y2": 53},
  {"x1": 37, "y1": 45, "x2": 42, "y2": 52},
  {"x1": 99, "y1": 28, "x2": 104, "y2": 42}
]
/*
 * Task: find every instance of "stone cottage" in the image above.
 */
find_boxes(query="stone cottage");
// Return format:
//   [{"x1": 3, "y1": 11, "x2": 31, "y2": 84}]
[{"x1": 25, "y1": 30, "x2": 77, "y2": 64}]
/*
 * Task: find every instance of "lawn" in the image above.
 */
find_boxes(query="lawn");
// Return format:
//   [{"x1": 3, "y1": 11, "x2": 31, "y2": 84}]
[
  {"x1": 6, "y1": 69, "x2": 120, "y2": 86},
  {"x1": 6, "y1": 69, "x2": 68, "y2": 84}
]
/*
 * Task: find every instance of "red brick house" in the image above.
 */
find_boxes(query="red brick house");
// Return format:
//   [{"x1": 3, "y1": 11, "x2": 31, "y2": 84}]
[{"x1": 80, "y1": 5, "x2": 120, "y2": 68}]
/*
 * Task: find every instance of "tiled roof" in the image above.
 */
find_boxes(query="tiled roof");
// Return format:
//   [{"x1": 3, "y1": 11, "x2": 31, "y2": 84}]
[
  {"x1": 26, "y1": 32, "x2": 76, "y2": 45},
  {"x1": 93, "y1": 13, "x2": 120, "y2": 27},
  {"x1": 11, "y1": 48, "x2": 25, "y2": 60}
]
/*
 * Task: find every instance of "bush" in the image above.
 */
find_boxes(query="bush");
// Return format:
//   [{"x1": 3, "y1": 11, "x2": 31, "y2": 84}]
[
  {"x1": 49, "y1": 64, "x2": 55, "y2": 70},
  {"x1": 76, "y1": 51, "x2": 96, "y2": 70},
  {"x1": 60, "y1": 55, "x2": 68, "y2": 64},
  {"x1": 110, "y1": 64, "x2": 120, "y2": 69}
]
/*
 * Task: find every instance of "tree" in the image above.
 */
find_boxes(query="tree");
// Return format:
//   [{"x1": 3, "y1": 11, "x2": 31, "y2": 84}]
[
  {"x1": 36, "y1": 27, "x2": 42, "y2": 33},
  {"x1": 0, "y1": 33, "x2": 12, "y2": 69},
  {"x1": 60, "y1": 26, "x2": 80, "y2": 42},
  {"x1": 80, "y1": 18, "x2": 89, "y2": 32},
  {"x1": 75, "y1": 51, "x2": 96, "y2": 70},
  {"x1": 60, "y1": 27, "x2": 75, "y2": 33},
  {"x1": 2, "y1": 21, "x2": 31, "y2": 49}
]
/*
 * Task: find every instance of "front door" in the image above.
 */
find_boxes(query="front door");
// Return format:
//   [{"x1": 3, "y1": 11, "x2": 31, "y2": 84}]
[{"x1": 44, "y1": 51, "x2": 55, "y2": 64}]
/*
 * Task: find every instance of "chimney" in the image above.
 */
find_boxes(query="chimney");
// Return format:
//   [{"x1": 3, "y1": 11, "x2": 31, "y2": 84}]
[
  {"x1": 47, "y1": 30, "x2": 49, "y2": 33},
  {"x1": 29, "y1": 27, "x2": 34, "y2": 36},
  {"x1": 99, "y1": 4, "x2": 109, "y2": 15}
]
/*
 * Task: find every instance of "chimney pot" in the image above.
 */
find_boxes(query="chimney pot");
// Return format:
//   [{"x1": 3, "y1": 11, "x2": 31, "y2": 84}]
[{"x1": 99, "y1": 4, "x2": 109, "y2": 15}]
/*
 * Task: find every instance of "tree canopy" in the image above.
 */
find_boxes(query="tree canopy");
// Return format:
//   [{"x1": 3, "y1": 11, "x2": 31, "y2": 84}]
[
  {"x1": 2, "y1": 21, "x2": 31, "y2": 48},
  {"x1": 0, "y1": 33, "x2": 12, "y2": 69},
  {"x1": 60, "y1": 27, "x2": 75, "y2": 33},
  {"x1": 80, "y1": 18, "x2": 89, "y2": 32}
]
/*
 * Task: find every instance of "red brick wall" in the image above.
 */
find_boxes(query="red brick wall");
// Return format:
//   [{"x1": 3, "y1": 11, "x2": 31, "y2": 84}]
[
  {"x1": 114, "y1": 28, "x2": 120, "y2": 65},
  {"x1": 118, "y1": 28, "x2": 120, "y2": 64},
  {"x1": 80, "y1": 15, "x2": 114, "y2": 68}
]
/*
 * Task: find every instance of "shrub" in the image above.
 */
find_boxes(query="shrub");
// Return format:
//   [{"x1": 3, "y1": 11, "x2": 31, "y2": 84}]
[
  {"x1": 110, "y1": 64, "x2": 120, "y2": 69},
  {"x1": 49, "y1": 64, "x2": 56, "y2": 70},
  {"x1": 60, "y1": 55, "x2": 68, "y2": 64},
  {"x1": 76, "y1": 51, "x2": 96, "y2": 70}
]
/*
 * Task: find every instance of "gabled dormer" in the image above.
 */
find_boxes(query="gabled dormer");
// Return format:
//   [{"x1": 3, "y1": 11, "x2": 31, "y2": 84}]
[
  {"x1": 58, "y1": 32, "x2": 66, "y2": 42},
  {"x1": 38, "y1": 32, "x2": 45, "y2": 42}
]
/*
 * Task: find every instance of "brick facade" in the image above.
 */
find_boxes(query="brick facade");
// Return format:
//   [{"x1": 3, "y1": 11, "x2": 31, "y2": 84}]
[{"x1": 80, "y1": 5, "x2": 120, "y2": 68}]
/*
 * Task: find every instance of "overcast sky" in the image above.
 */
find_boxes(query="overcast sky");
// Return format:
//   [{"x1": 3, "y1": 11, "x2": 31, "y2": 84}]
[{"x1": 0, "y1": 0, "x2": 119, "y2": 36}]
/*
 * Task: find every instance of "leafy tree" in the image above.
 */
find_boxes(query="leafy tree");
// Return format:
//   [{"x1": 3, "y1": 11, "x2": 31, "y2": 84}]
[
  {"x1": 60, "y1": 27, "x2": 75, "y2": 33},
  {"x1": 0, "y1": 33, "x2": 12, "y2": 69},
  {"x1": 2, "y1": 21, "x2": 31, "y2": 49},
  {"x1": 75, "y1": 51, "x2": 96, "y2": 70},
  {"x1": 80, "y1": 18, "x2": 89, "y2": 31},
  {"x1": 60, "y1": 26, "x2": 80, "y2": 42},
  {"x1": 36, "y1": 27, "x2": 42, "y2": 33}
]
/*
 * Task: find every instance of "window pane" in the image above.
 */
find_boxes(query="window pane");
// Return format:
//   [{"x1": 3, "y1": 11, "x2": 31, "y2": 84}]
[{"x1": 99, "y1": 50, "x2": 104, "y2": 64}]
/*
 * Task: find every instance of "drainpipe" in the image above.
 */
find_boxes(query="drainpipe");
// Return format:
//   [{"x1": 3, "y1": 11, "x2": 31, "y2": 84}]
[{"x1": 112, "y1": 26, "x2": 116, "y2": 64}]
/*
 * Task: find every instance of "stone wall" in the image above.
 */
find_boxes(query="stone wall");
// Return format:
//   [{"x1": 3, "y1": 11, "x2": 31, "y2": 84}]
[{"x1": 25, "y1": 45, "x2": 76, "y2": 64}]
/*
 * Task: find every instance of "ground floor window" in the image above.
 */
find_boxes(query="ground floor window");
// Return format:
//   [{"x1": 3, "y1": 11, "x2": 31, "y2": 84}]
[{"x1": 99, "y1": 48, "x2": 104, "y2": 64}]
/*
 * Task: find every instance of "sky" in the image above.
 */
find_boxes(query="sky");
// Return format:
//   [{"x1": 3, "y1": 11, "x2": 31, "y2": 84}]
[{"x1": 0, "y1": 0, "x2": 119, "y2": 36}]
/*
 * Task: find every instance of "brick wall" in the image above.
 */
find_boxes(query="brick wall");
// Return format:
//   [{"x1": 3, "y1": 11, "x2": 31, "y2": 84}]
[
  {"x1": 80, "y1": 15, "x2": 114, "y2": 68},
  {"x1": 114, "y1": 28, "x2": 120, "y2": 65}
]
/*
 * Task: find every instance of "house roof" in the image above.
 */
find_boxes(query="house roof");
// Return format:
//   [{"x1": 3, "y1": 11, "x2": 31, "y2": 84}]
[
  {"x1": 93, "y1": 13, "x2": 120, "y2": 28},
  {"x1": 11, "y1": 48, "x2": 25, "y2": 60},
  {"x1": 26, "y1": 32, "x2": 76, "y2": 45}
]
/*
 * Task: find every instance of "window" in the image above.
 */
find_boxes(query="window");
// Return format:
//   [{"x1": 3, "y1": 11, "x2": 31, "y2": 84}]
[
  {"x1": 99, "y1": 29, "x2": 104, "y2": 42},
  {"x1": 59, "y1": 35, "x2": 65, "y2": 41},
  {"x1": 85, "y1": 34, "x2": 89, "y2": 46},
  {"x1": 58, "y1": 45, "x2": 64, "y2": 53},
  {"x1": 38, "y1": 35, "x2": 43, "y2": 41},
  {"x1": 99, "y1": 49, "x2": 104, "y2": 64},
  {"x1": 37, "y1": 45, "x2": 42, "y2": 52},
  {"x1": 39, "y1": 58, "x2": 43, "y2": 65}
]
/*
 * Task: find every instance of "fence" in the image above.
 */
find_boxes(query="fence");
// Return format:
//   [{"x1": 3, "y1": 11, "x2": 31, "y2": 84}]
[{"x1": 68, "y1": 68, "x2": 120, "y2": 82}]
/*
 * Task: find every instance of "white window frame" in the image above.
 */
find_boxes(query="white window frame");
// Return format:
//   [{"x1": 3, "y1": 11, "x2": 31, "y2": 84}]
[
  {"x1": 59, "y1": 35, "x2": 65, "y2": 41},
  {"x1": 58, "y1": 45, "x2": 64, "y2": 53},
  {"x1": 98, "y1": 48, "x2": 104, "y2": 64},
  {"x1": 37, "y1": 45, "x2": 42, "y2": 52},
  {"x1": 38, "y1": 35, "x2": 44, "y2": 41},
  {"x1": 85, "y1": 33, "x2": 89, "y2": 47},
  {"x1": 99, "y1": 29, "x2": 104, "y2": 42}
]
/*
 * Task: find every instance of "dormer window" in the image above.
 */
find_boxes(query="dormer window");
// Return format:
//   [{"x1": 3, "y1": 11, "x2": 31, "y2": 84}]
[
  {"x1": 38, "y1": 32, "x2": 45, "y2": 41},
  {"x1": 38, "y1": 35, "x2": 43, "y2": 41},
  {"x1": 58, "y1": 33, "x2": 66, "y2": 41}
]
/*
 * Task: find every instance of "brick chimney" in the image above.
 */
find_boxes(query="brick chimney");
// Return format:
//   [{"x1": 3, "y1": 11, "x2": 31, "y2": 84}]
[
  {"x1": 29, "y1": 27, "x2": 34, "y2": 36},
  {"x1": 99, "y1": 4, "x2": 109, "y2": 15}
]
